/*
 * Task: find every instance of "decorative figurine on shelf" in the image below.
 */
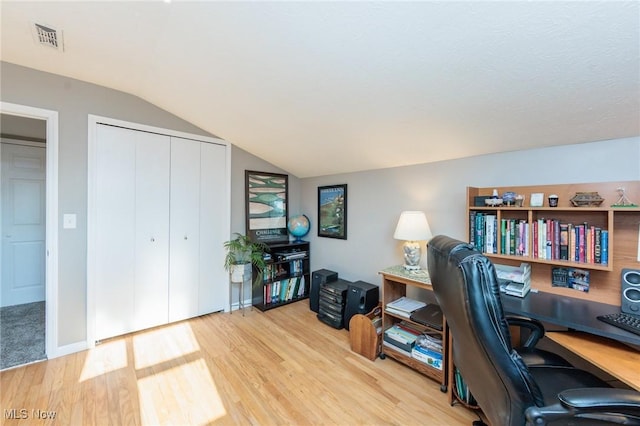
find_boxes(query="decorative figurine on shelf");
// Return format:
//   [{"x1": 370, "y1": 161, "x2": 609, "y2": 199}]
[
  {"x1": 485, "y1": 189, "x2": 503, "y2": 206},
  {"x1": 502, "y1": 191, "x2": 516, "y2": 206},
  {"x1": 570, "y1": 192, "x2": 604, "y2": 207},
  {"x1": 611, "y1": 187, "x2": 638, "y2": 207}
]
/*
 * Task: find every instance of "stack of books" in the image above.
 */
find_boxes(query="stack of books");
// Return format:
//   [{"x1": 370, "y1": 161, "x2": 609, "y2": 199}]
[
  {"x1": 412, "y1": 332, "x2": 443, "y2": 370},
  {"x1": 495, "y1": 262, "x2": 531, "y2": 298},
  {"x1": 385, "y1": 296, "x2": 427, "y2": 318},
  {"x1": 383, "y1": 321, "x2": 422, "y2": 356}
]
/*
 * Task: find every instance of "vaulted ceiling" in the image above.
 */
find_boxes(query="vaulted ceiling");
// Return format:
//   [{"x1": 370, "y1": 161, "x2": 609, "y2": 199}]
[{"x1": 1, "y1": 1, "x2": 638, "y2": 177}]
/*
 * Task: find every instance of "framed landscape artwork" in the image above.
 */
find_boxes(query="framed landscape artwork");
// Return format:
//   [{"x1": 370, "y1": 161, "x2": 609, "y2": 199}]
[
  {"x1": 245, "y1": 170, "x2": 289, "y2": 244},
  {"x1": 318, "y1": 184, "x2": 347, "y2": 239}
]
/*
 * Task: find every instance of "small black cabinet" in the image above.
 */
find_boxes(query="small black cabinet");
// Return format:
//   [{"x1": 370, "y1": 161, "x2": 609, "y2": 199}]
[{"x1": 252, "y1": 241, "x2": 310, "y2": 311}]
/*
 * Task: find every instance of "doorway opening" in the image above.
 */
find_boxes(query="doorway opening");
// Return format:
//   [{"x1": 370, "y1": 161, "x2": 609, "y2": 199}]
[{"x1": 0, "y1": 102, "x2": 59, "y2": 370}]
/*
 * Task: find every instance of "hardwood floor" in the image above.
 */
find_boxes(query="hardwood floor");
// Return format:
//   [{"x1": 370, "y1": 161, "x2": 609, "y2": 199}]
[{"x1": 1, "y1": 301, "x2": 479, "y2": 425}]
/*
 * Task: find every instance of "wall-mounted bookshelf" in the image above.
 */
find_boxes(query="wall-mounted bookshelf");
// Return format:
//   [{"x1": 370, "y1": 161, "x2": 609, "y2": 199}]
[{"x1": 466, "y1": 181, "x2": 640, "y2": 305}]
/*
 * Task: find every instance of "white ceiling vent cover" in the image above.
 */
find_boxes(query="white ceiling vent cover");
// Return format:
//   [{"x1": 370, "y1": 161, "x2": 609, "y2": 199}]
[{"x1": 32, "y1": 23, "x2": 63, "y2": 51}]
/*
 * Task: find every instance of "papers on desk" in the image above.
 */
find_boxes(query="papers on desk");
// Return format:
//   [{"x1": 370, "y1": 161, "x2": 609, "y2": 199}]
[{"x1": 386, "y1": 297, "x2": 427, "y2": 318}]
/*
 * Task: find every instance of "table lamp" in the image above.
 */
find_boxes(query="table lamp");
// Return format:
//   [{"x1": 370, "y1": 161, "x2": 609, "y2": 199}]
[{"x1": 394, "y1": 211, "x2": 432, "y2": 270}]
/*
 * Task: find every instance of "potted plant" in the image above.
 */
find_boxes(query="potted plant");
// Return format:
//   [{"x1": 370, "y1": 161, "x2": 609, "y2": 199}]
[{"x1": 223, "y1": 233, "x2": 269, "y2": 283}]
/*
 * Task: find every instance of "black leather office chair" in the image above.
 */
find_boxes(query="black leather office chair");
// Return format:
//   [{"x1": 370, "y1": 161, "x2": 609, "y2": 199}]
[
  {"x1": 427, "y1": 235, "x2": 640, "y2": 425},
  {"x1": 506, "y1": 314, "x2": 570, "y2": 367}
]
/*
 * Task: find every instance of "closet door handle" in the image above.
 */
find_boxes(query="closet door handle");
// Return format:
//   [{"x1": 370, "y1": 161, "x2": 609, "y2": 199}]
[
  {"x1": 150, "y1": 237, "x2": 155, "y2": 242},
  {"x1": 184, "y1": 235, "x2": 188, "y2": 240}
]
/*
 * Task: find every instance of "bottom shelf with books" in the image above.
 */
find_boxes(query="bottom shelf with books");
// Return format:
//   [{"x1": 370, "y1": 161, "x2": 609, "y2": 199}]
[
  {"x1": 446, "y1": 333, "x2": 481, "y2": 409},
  {"x1": 452, "y1": 367, "x2": 478, "y2": 408}
]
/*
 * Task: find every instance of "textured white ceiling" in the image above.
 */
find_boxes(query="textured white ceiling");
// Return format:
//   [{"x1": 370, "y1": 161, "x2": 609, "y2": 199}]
[{"x1": 1, "y1": 1, "x2": 638, "y2": 177}]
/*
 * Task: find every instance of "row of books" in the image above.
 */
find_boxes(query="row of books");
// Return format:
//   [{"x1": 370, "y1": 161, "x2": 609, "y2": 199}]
[
  {"x1": 533, "y1": 220, "x2": 608, "y2": 264},
  {"x1": 263, "y1": 276, "x2": 306, "y2": 304},
  {"x1": 469, "y1": 212, "x2": 609, "y2": 265},
  {"x1": 262, "y1": 259, "x2": 305, "y2": 283},
  {"x1": 454, "y1": 367, "x2": 477, "y2": 406}
]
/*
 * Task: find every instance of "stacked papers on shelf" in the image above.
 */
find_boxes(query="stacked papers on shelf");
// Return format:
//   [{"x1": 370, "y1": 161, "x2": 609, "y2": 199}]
[
  {"x1": 495, "y1": 263, "x2": 531, "y2": 297},
  {"x1": 386, "y1": 297, "x2": 427, "y2": 317}
]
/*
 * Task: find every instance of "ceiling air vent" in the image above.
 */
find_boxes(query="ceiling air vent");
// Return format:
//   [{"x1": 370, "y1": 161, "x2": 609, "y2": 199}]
[{"x1": 32, "y1": 23, "x2": 63, "y2": 51}]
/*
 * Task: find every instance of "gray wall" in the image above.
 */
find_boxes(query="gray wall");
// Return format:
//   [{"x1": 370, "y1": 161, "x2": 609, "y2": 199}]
[
  {"x1": 0, "y1": 61, "x2": 293, "y2": 348},
  {"x1": 3, "y1": 60, "x2": 638, "y2": 350},
  {"x1": 300, "y1": 138, "x2": 640, "y2": 287}
]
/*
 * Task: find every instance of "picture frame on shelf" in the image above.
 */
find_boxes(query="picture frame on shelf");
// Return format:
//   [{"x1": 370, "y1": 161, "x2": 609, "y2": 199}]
[
  {"x1": 530, "y1": 193, "x2": 544, "y2": 207},
  {"x1": 245, "y1": 170, "x2": 289, "y2": 244},
  {"x1": 318, "y1": 184, "x2": 347, "y2": 239}
]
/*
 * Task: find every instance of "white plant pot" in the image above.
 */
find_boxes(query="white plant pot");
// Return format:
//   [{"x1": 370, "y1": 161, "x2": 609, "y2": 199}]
[{"x1": 231, "y1": 263, "x2": 251, "y2": 283}]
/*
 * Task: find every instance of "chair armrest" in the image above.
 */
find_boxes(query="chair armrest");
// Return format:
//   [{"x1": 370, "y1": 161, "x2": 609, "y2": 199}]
[
  {"x1": 506, "y1": 315, "x2": 545, "y2": 348},
  {"x1": 558, "y1": 388, "x2": 640, "y2": 411},
  {"x1": 525, "y1": 388, "x2": 640, "y2": 425}
]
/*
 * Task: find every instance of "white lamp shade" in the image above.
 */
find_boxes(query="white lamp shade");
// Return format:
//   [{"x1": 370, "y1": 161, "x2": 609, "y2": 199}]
[{"x1": 393, "y1": 211, "x2": 432, "y2": 241}]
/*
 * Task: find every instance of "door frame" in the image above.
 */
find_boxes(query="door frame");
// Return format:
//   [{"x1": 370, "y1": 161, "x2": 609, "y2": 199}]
[{"x1": 0, "y1": 101, "x2": 59, "y2": 361}]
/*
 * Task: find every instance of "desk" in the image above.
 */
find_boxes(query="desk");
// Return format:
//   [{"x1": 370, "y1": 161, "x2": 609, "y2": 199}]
[
  {"x1": 500, "y1": 291, "x2": 640, "y2": 390},
  {"x1": 546, "y1": 331, "x2": 640, "y2": 391},
  {"x1": 500, "y1": 291, "x2": 640, "y2": 348}
]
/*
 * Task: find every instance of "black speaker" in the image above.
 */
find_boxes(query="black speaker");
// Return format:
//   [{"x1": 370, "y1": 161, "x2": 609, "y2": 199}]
[
  {"x1": 344, "y1": 280, "x2": 379, "y2": 330},
  {"x1": 310, "y1": 269, "x2": 338, "y2": 313},
  {"x1": 621, "y1": 268, "x2": 640, "y2": 315}
]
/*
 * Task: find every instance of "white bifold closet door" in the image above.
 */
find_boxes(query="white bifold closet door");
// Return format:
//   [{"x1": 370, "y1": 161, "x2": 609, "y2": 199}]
[
  {"x1": 94, "y1": 124, "x2": 227, "y2": 342},
  {"x1": 169, "y1": 137, "x2": 227, "y2": 321},
  {"x1": 94, "y1": 125, "x2": 170, "y2": 340}
]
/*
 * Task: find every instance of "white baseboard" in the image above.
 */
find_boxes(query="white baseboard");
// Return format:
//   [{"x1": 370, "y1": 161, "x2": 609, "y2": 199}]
[
  {"x1": 230, "y1": 298, "x2": 253, "y2": 312},
  {"x1": 49, "y1": 340, "x2": 88, "y2": 359}
]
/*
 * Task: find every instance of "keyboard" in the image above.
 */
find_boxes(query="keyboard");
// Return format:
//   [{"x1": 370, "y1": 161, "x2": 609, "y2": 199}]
[{"x1": 597, "y1": 312, "x2": 640, "y2": 336}]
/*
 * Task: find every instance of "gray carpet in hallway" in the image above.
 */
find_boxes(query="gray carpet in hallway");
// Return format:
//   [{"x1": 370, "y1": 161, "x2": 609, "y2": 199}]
[{"x1": 0, "y1": 301, "x2": 46, "y2": 370}]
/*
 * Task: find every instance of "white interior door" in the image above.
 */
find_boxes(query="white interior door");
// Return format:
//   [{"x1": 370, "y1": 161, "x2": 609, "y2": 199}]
[
  {"x1": 199, "y1": 142, "x2": 227, "y2": 314},
  {"x1": 169, "y1": 137, "x2": 201, "y2": 322},
  {"x1": 94, "y1": 125, "x2": 137, "y2": 340},
  {"x1": 1, "y1": 142, "x2": 46, "y2": 307},
  {"x1": 133, "y1": 131, "x2": 170, "y2": 331},
  {"x1": 94, "y1": 124, "x2": 170, "y2": 340}
]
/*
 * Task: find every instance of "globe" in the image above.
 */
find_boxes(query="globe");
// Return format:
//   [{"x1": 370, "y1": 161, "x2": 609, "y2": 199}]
[{"x1": 287, "y1": 214, "x2": 310, "y2": 242}]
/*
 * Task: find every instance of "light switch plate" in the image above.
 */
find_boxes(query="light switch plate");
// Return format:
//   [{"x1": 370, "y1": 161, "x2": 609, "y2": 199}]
[{"x1": 63, "y1": 213, "x2": 77, "y2": 229}]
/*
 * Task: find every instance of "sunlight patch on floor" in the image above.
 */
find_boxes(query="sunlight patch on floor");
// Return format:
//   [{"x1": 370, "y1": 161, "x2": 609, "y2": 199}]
[
  {"x1": 132, "y1": 321, "x2": 200, "y2": 370},
  {"x1": 137, "y1": 358, "x2": 226, "y2": 425},
  {"x1": 79, "y1": 339, "x2": 128, "y2": 381}
]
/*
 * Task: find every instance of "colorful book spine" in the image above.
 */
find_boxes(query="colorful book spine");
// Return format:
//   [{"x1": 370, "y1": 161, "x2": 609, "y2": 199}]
[
  {"x1": 601, "y1": 230, "x2": 609, "y2": 264},
  {"x1": 469, "y1": 211, "x2": 476, "y2": 246},
  {"x1": 578, "y1": 225, "x2": 585, "y2": 263},
  {"x1": 553, "y1": 219, "x2": 560, "y2": 260},
  {"x1": 594, "y1": 228, "x2": 602, "y2": 264},
  {"x1": 532, "y1": 220, "x2": 538, "y2": 258},
  {"x1": 559, "y1": 223, "x2": 569, "y2": 260},
  {"x1": 500, "y1": 219, "x2": 507, "y2": 254},
  {"x1": 509, "y1": 219, "x2": 516, "y2": 256}
]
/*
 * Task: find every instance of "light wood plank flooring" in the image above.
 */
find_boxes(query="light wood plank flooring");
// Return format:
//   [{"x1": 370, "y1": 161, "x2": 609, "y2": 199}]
[{"x1": 1, "y1": 301, "x2": 479, "y2": 425}]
